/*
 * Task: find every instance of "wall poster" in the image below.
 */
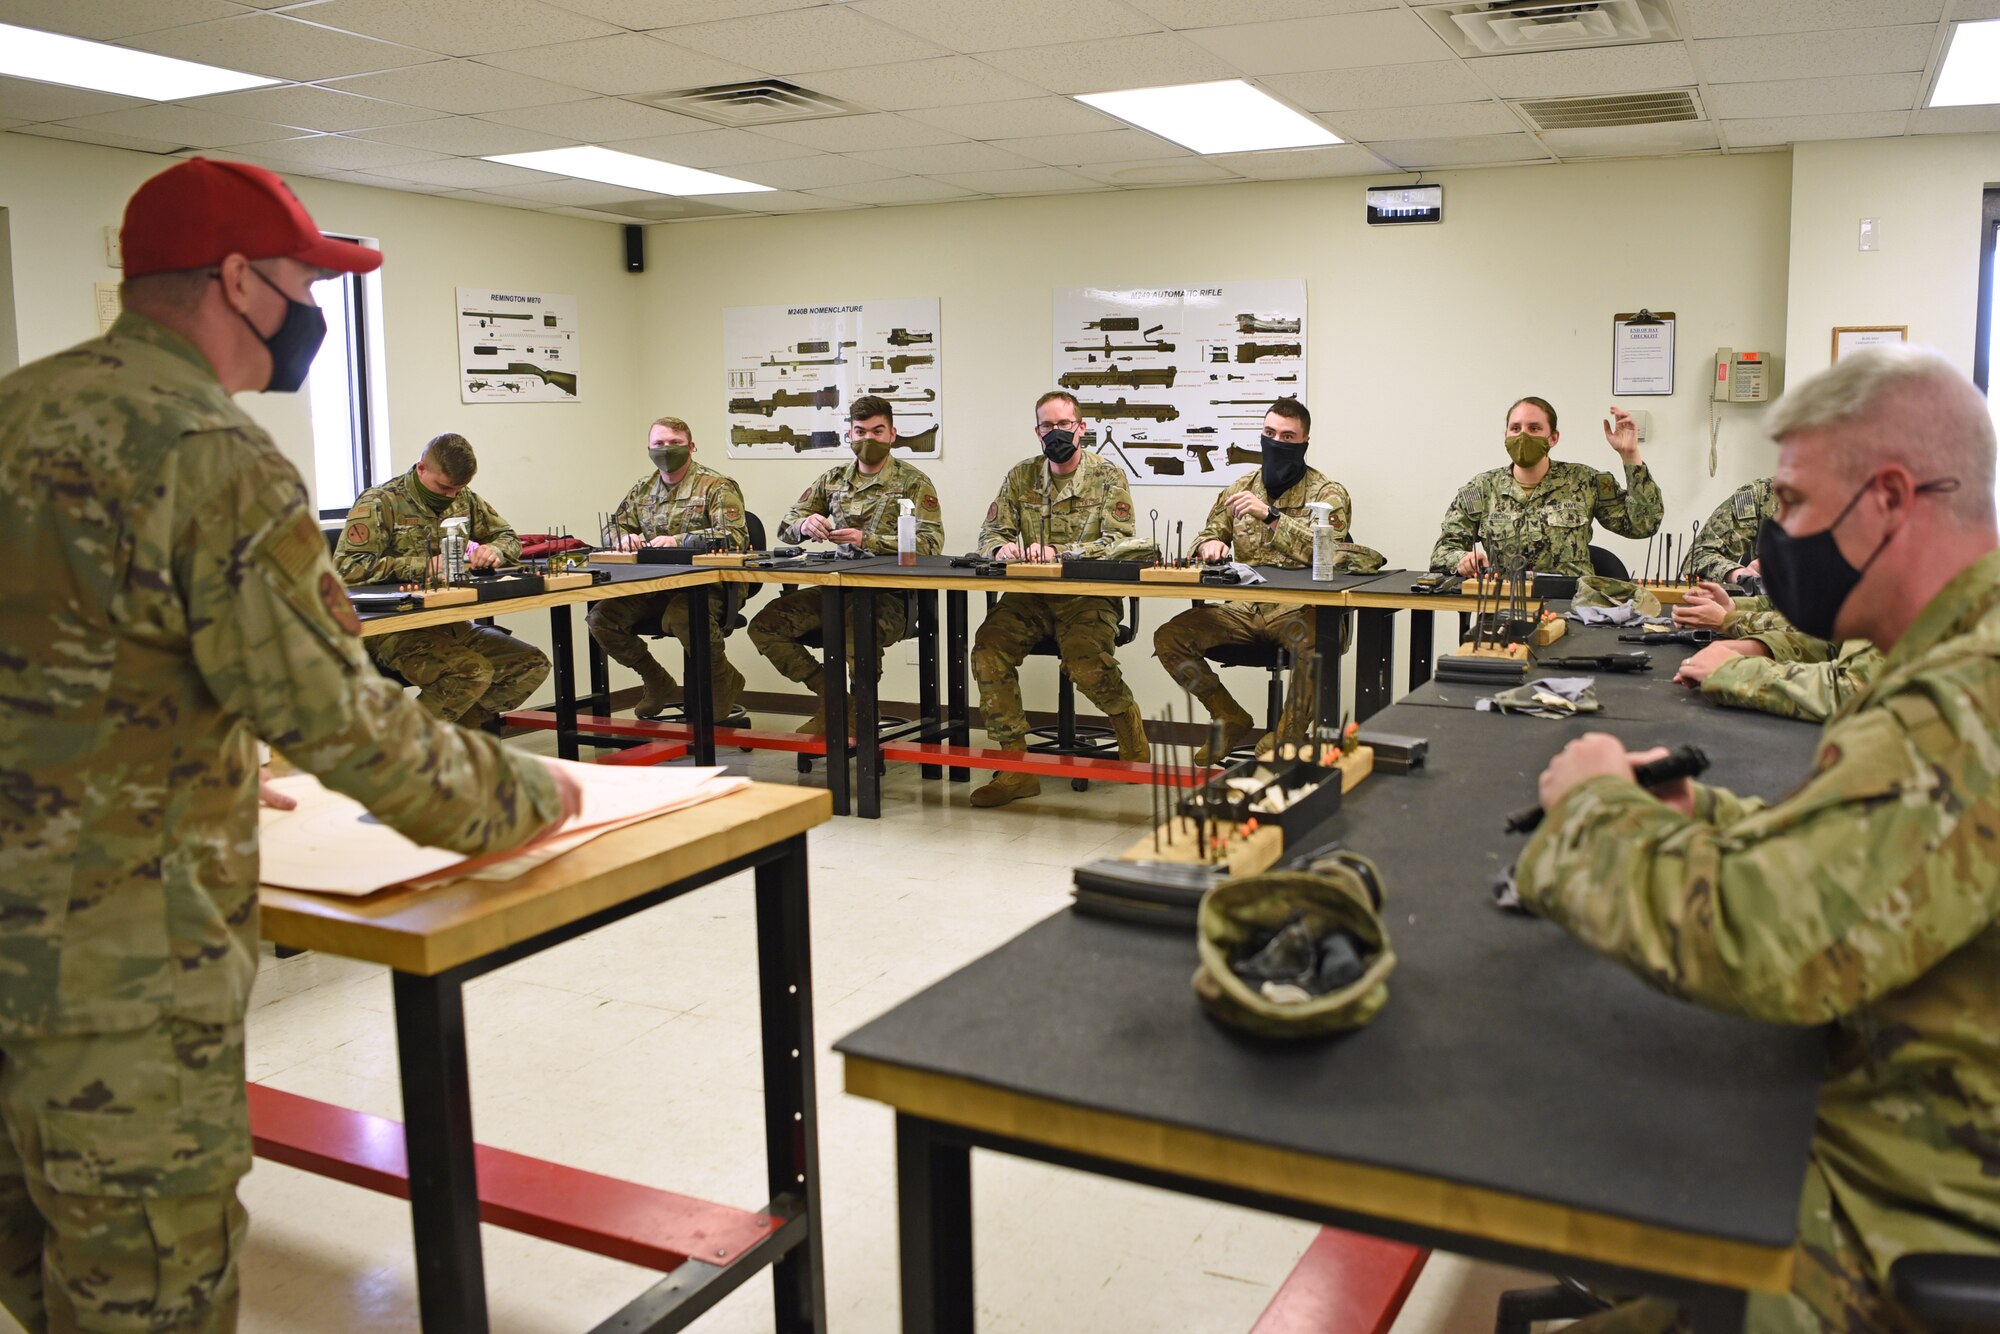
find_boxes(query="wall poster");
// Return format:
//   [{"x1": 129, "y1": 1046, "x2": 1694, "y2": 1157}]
[
  {"x1": 724, "y1": 298, "x2": 942, "y2": 460},
  {"x1": 1051, "y1": 280, "x2": 1307, "y2": 488},
  {"x1": 458, "y1": 287, "x2": 580, "y2": 402}
]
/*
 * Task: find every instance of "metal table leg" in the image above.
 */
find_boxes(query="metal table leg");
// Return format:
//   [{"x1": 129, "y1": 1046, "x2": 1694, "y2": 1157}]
[
  {"x1": 686, "y1": 584, "x2": 716, "y2": 767},
  {"x1": 393, "y1": 972, "x2": 488, "y2": 1332},
  {"x1": 1354, "y1": 608, "x2": 1395, "y2": 722},
  {"x1": 819, "y1": 585, "x2": 850, "y2": 817},
  {"x1": 757, "y1": 835, "x2": 827, "y2": 1333},
  {"x1": 946, "y1": 591, "x2": 969, "y2": 784},
  {"x1": 1408, "y1": 610, "x2": 1435, "y2": 690},
  {"x1": 917, "y1": 591, "x2": 942, "y2": 781},
  {"x1": 853, "y1": 588, "x2": 881, "y2": 820},
  {"x1": 1313, "y1": 605, "x2": 1345, "y2": 729},
  {"x1": 895, "y1": 1114, "x2": 974, "y2": 1334},
  {"x1": 586, "y1": 634, "x2": 611, "y2": 715},
  {"x1": 550, "y1": 605, "x2": 579, "y2": 761}
]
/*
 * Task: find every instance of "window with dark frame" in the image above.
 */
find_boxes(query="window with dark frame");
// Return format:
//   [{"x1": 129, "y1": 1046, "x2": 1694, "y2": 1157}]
[{"x1": 310, "y1": 247, "x2": 379, "y2": 521}]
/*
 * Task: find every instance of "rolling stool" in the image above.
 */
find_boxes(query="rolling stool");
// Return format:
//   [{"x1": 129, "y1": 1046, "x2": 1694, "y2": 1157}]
[
  {"x1": 994, "y1": 593, "x2": 1142, "y2": 792},
  {"x1": 796, "y1": 589, "x2": 922, "y2": 776}
]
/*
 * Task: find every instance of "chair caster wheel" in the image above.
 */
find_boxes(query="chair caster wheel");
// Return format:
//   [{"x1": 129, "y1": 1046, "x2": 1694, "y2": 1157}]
[{"x1": 1071, "y1": 778, "x2": 1089, "y2": 792}]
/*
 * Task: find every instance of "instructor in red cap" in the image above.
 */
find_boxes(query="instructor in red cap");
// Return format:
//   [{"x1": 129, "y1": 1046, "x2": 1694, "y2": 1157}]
[{"x1": 0, "y1": 160, "x2": 577, "y2": 1329}]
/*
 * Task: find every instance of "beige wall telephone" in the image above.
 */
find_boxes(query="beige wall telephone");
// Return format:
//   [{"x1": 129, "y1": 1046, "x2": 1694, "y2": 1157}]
[{"x1": 1713, "y1": 348, "x2": 1775, "y2": 402}]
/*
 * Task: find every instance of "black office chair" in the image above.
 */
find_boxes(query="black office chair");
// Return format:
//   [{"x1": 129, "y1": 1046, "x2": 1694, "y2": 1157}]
[
  {"x1": 1493, "y1": 1276, "x2": 1607, "y2": 1334},
  {"x1": 1587, "y1": 544, "x2": 1629, "y2": 580},
  {"x1": 985, "y1": 593, "x2": 1141, "y2": 792},
  {"x1": 1195, "y1": 609, "x2": 1353, "y2": 762},
  {"x1": 642, "y1": 510, "x2": 766, "y2": 731},
  {"x1": 1893, "y1": 1253, "x2": 2000, "y2": 1332}
]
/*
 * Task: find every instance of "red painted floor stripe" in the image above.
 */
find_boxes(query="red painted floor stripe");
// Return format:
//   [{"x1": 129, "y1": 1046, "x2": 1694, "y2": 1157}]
[
  {"x1": 505, "y1": 710, "x2": 828, "y2": 755},
  {"x1": 878, "y1": 741, "x2": 1216, "y2": 785},
  {"x1": 247, "y1": 1083, "x2": 779, "y2": 1271},
  {"x1": 595, "y1": 740, "x2": 689, "y2": 766},
  {"x1": 1250, "y1": 1228, "x2": 1429, "y2": 1334}
]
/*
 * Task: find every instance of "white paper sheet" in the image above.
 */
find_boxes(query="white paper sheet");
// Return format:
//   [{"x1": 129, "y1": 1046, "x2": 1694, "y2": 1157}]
[{"x1": 259, "y1": 760, "x2": 749, "y2": 896}]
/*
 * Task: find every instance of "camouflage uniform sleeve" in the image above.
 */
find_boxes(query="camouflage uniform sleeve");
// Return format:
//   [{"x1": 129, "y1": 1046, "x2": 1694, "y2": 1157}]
[
  {"x1": 1729, "y1": 609, "x2": 1793, "y2": 636},
  {"x1": 1744, "y1": 630, "x2": 1834, "y2": 664},
  {"x1": 690, "y1": 476, "x2": 747, "y2": 547},
  {"x1": 180, "y1": 436, "x2": 559, "y2": 855},
  {"x1": 1514, "y1": 687, "x2": 1997, "y2": 1024},
  {"x1": 1699, "y1": 656, "x2": 1847, "y2": 723},
  {"x1": 911, "y1": 474, "x2": 946, "y2": 556},
  {"x1": 1270, "y1": 477, "x2": 1349, "y2": 566},
  {"x1": 1590, "y1": 462, "x2": 1664, "y2": 539},
  {"x1": 775, "y1": 473, "x2": 826, "y2": 546},
  {"x1": 610, "y1": 479, "x2": 646, "y2": 538},
  {"x1": 1192, "y1": 483, "x2": 1236, "y2": 552},
  {"x1": 332, "y1": 492, "x2": 419, "y2": 586},
  {"x1": 1687, "y1": 489, "x2": 1752, "y2": 582},
  {"x1": 978, "y1": 468, "x2": 1023, "y2": 556},
  {"x1": 470, "y1": 493, "x2": 522, "y2": 563},
  {"x1": 1430, "y1": 479, "x2": 1484, "y2": 573},
  {"x1": 1071, "y1": 467, "x2": 1133, "y2": 559}
]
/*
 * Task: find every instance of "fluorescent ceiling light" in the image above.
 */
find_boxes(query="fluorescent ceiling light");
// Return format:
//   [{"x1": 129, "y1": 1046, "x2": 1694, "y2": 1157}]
[
  {"x1": 1074, "y1": 79, "x2": 1340, "y2": 155},
  {"x1": 486, "y1": 145, "x2": 772, "y2": 196},
  {"x1": 0, "y1": 22, "x2": 277, "y2": 101},
  {"x1": 1930, "y1": 19, "x2": 2000, "y2": 107}
]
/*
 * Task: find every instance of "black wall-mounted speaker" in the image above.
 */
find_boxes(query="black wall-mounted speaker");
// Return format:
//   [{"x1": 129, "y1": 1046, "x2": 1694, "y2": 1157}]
[{"x1": 623, "y1": 224, "x2": 644, "y2": 273}]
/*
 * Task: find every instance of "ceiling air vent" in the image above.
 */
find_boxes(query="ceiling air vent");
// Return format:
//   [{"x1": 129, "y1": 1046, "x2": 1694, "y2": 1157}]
[
  {"x1": 635, "y1": 79, "x2": 864, "y2": 127},
  {"x1": 1513, "y1": 88, "x2": 1702, "y2": 131},
  {"x1": 1415, "y1": 1, "x2": 1677, "y2": 57}
]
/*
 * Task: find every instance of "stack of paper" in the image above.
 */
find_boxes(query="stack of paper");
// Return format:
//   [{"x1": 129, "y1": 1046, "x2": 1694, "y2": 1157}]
[{"x1": 258, "y1": 760, "x2": 748, "y2": 896}]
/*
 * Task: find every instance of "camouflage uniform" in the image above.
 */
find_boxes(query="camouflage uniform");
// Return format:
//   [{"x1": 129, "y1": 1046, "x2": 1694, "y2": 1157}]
[
  {"x1": 750, "y1": 457, "x2": 945, "y2": 687},
  {"x1": 1429, "y1": 459, "x2": 1664, "y2": 576},
  {"x1": 0, "y1": 313, "x2": 559, "y2": 1330},
  {"x1": 1701, "y1": 635, "x2": 1882, "y2": 724},
  {"x1": 334, "y1": 467, "x2": 548, "y2": 727},
  {"x1": 1516, "y1": 547, "x2": 2000, "y2": 1333},
  {"x1": 1686, "y1": 477, "x2": 1776, "y2": 583},
  {"x1": 583, "y1": 464, "x2": 749, "y2": 695},
  {"x1": 973, "y1": 452, "x2": 1137, "y2": 748},
  {"x1": 1154, "y1": 468, "x2": 1383, "y2": 744}
]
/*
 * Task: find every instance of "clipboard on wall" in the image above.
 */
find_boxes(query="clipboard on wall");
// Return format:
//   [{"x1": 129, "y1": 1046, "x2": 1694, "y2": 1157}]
[{"x1": 1612, "y1": 309, "x2": 1676, "y2": 396}]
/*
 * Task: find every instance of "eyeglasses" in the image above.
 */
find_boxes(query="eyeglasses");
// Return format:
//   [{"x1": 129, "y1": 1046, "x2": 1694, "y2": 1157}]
[{"x1": 1039, "y1": 417, "x2": 1082, "y2": 433}]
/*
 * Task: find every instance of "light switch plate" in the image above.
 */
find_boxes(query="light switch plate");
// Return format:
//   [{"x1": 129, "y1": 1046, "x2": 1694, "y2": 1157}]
[
  {"x1": 103, "y1": 225, "x2": 122, "y2": 268},
  {"x1": 1858, "y1": 217, "x2": 1880, "y2": 251}
]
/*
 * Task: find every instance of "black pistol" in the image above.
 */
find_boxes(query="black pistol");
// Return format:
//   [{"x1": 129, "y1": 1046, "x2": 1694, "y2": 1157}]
[
  {"x1": 1504, "y1": 743, "x2": 1710, "y2": 835},
  {"x1": 1537, "y1": 652, "x2": 1654, "y2": 674}
]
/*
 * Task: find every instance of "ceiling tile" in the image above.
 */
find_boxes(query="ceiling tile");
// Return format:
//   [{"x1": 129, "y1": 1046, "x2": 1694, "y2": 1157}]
[
  {"x1": 1953, "y1": 0, "x2": 2000, "y2": 17},
  {"x1": 980, "y1": 32, "x2": 1239, "y2": 94},
  {"x1": 1069, "y1": 155, "x2": 1242, "y2": 185},
  {"x1": 437, "y1": 188, "x2": 544, "y2": 210},
  {"x1": 0, "y1": 0, "x2": 247, "y2": 40},
  {"x1": 536, "y1": 0, "x2": 820, "y2": 27},
  {"x1": 681, "y1": 188, "x2": 865, "y2": 212},
  {"x1": 324, "y1": 59, "x2": 595, "y2": 114},
  {"x1": 359, "y1": 156, "x2": 562, "y2": 188},
  {"x1": 1324, "y1": 100, "x2": 1520, "y2": 141},
  {"x1": 180, "y1": 83, "x2": 448, "y2": 132},
  {"x1": 748, "y1": 112, "x2": 962, "y2": 151},
  {"x1": 566, "y1": 195, "x2": 748, "y2": 219},
  {"x1": 903, "y1": 96, "x2": 1120, "y2": 139},
  {"x1": 661, "y1": 7, "x2": 948, "y2": 74},
  {"x1": 1722, "y1": 110, "x2": 1910, "y2": 145},
  {"x1": 810, "y1": 175, "x2": 978, "y2": 204},
  {"x1": 350, "y1": 115, "x2": 575, "y2": 155},
  {"x1": 1259, "y1": 61, "x2": 1491, "y2": 112},
  {"x1": 1207, "y1": 142, "x2": 1389, "y2": 177},
  {"x1": 1677, "y1": 0, "x2": 1944, "y2": 40},
  {"x1": 120, "y1": 12, "x2": 439, "y2": 81},
  {"x1": 1369, "y1": 132, "x2": 1552, "y2": 168},
  {"x1": 1703, "y1": 72, "x2": 1921, "y2": 119},
  {"x1": 1468, "y1": 42, "x2": 1696, "y2": 99},
  {"x1": 1125, "y1": 0, "x2": 1388, "y2": 26},
  {"x1": 930, "y1": 164, "x2": 1100, "y2": 193},
  {"x1": 13, "y1": 121, "x2": 188, "y2": 154},
  {"x1": 475, "y1": 177, "x2": 663, "y2": 206},
  {"x1": 232, "y1": 132, "x2": 449, "y2": 170},
  {"x1": 845, "y1": 140, "x2": 1039, "y2": 173},
  {"x1": 989, "y1": 127, "x2": 1186, "y2": 165},
  {"x1": 1540, "y1": 120, "x2": 1719, "y2": 157},
  {"x1": 1182, "y1": 10, "x2": 1451, "y2": 75},
  {"x1": 798, "y1": 57, "x2": 1049, "y2": 111},
  {"x1": 618, "y1": 126, "x2": 817, "y2": 167},
  {"x1": 1911, "y1": 105, "x2": 2000, "y2": 133},
  {"x1": 474, "y1": 33, "x2": 760, "y2": 97},
  {"x1": 321, "y1": 169, "x2": 455, "y2": 192},
  {"x1": 1693, "y1": 27, "x2": 1938, "y2": 83},
  {"x1": 732, "y1": 154, "x2": 907, "y2": 189},
  {"x1": 300, "y1": 0, "x2": 619, "y2": 57},
  {"x1": 845, "y1": 0, "x2": 1158, "y2": 53},
  {"x1": 479, "y1": 97, "x2": 710, "y2": 141},
  {"x1": 0, "y1": 118, "x2": 22, "y2": 130},
  {"x1": 54, "y1": 104, "x2": 315, "y2": 148},
  {"x1": 0, "y1": 76, "x2": 147, "y2": 122}
]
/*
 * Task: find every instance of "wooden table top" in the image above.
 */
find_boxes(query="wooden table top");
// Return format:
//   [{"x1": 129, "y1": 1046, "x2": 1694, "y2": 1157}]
[{"x1": 261, "y1": 782, "x2": 830, "y2": 975}]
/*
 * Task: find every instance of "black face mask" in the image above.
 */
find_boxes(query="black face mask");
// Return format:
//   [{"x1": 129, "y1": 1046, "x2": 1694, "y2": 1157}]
[
  {"x1": 232, "y1": 266, "x2": 328, "y2": 393},
  {"x1": 1040, "y1": 427, "x2": 1077, "y2": 466},
  {"x1": 1757, "y1": 475, "x2": 1958, "y2": 640},
  {"x1": 1260, "y1": 434, "x2": 1307, "y2": 497}
]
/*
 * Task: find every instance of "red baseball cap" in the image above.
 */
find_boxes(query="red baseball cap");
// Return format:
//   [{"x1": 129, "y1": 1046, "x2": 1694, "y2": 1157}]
[{"x1": 121, "y1": 156, "x2": 383, "y2": 279}]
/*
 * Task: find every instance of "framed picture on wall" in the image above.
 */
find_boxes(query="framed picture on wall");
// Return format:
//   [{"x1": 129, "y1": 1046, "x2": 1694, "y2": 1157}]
[{"x1": 1831, "y1": 325, "x2": 1907, "y2": 361}]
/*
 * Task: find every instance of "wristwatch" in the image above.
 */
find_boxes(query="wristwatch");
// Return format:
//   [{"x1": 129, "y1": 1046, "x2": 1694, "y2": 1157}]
[{"x1": 1262, "y1": 507, "x2": 1282, "y2": 526}]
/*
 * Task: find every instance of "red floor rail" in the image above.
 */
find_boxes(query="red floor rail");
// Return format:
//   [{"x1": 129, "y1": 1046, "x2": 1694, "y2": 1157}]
[{"x1": 1251, "y1": 1228, "x2": 1430, "y2": 1334}]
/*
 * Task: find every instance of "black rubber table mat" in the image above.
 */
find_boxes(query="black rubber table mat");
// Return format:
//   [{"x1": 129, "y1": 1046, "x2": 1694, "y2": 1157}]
[{"x1": 839, "y1": 697, "x2": 1825, "y2": 1248}]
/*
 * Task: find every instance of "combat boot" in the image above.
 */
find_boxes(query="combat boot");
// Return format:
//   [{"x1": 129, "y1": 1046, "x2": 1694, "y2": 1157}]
[
  {"x1": 632, "y1": 657, "x2": 682, "y2": 719},
  {"x1": 795, "y1": 670, "x2": 826, "y2": 736},
  {"x1": 1109, "y1": 703, "x2": 1151, "y2": 762},
  {"x1": 970, "y1": 743, "x2": 1040, "y2": 808},
  {"x1": 711, "y1": 661, "x2": 746, "y2": 723},
  {"x1": 1192, "y1": 690, "x2": 1257, "y2": 765}
]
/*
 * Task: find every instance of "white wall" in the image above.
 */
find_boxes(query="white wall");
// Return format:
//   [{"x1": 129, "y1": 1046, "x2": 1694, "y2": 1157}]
[
  {"x1": 641, "y1": 153, "x2": 1794, "y2": 712},
  {"x1": 1784, "y1": 133, "x2": 2000, "y2": 381}
]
